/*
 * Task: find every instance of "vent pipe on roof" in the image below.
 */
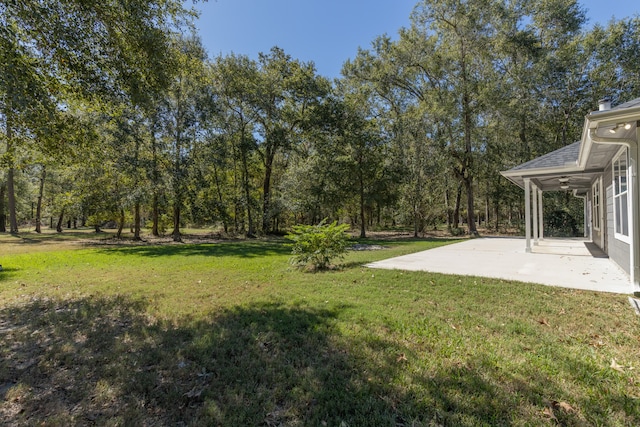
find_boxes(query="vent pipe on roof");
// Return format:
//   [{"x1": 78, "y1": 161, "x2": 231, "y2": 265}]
[{"x1": 598, "y1": 97, "x2": 611, "y2": 111}]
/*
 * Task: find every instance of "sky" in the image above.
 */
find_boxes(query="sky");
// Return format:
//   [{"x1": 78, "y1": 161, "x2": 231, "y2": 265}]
[{"x1": 192, "y1": 0, "x2": 640, "y2": 79}]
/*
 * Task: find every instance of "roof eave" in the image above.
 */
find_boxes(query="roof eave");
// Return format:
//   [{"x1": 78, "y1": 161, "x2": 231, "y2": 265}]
[
  {"x1": 587, "y1": 105, "x2": 640, "y2": 122},
  {"x1": 500, "y1": 164, "x2": 581, "y2": 178},
  {"x1": 579, "y1": 106, "x2": 640, "y2": 168}
]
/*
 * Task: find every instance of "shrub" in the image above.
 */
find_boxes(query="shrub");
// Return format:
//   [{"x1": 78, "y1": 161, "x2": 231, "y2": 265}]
[{"x1": 286, "y1": 220, "x2": 351, "y2": 270}]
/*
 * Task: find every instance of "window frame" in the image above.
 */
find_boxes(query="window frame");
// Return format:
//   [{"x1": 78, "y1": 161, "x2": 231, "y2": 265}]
[
  {"x1": 592, "y1": 177, "x2": 601, "y2": 231},
  {"x1": 612, "y1": 147, "x2": 631, "y2": 243}
]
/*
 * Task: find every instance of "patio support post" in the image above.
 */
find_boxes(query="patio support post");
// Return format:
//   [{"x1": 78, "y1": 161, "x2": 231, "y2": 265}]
[
  {"x1": 524, "y1": 178, "x2": 532, "y2": 253},
  {"x1": 631, "y1": 131, "x2": 640, "y2": 293},
  {"x1": 533, "y1": 183, "x2": 539, "y2": 245},
  {"x1": 538, "y1": 189, "x2": 544, "y2": 240},
  {"x1": 583, "y1": 197, "x2": 588, "y2": 238}
]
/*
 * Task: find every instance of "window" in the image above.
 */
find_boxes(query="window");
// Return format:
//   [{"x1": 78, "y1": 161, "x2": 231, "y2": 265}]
[
  {"x1": 613, "y1": 148, "x2": 629, "y2": 241},
  {"x1": 592, "y1": 178, "x2": 601, "y2": 231}
]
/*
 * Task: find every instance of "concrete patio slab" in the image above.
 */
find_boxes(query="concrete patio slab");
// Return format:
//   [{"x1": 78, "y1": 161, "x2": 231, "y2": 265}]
[{"x1": 366, "y1": 237, "x2": 633, "y2": 294}]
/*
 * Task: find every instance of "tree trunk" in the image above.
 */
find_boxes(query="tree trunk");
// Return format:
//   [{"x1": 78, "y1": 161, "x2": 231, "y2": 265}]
[
  {"x1": 464, "y1": 176, "x2": 478, "y2": 236},
  {"x1": 519, "y1": 114, "x2": 530, "y2": 159},
  {"x1": 460, "y1": 36, "x2": 477, "y2": 236},
  {"x1": 212, "y1": 163, "x2": 228, "y2": 233},
  {"x1": 484, "y1": 193, "x2": 489, "y2": 229},
  {"x1": 172, "y1": 204, "x2": 182, "y2": 242},
  {"x1": 171, "y1": 114, "x2": 183, "y2": 242},
  {"x1": 56, "y1": 209, "x2": 65, "y2": 233},
  {"x1": 242, "y1": 146, "x2": 255, "y2": 237},
  {"x1": 359, "y1": 171, "x2": 366, "y2": 239},
  {"x1": 0, "y1": 182, "x2": 6, "y2": 232},
  {"x1": 151, "y1": 121, "x2": 160, "y2": 237},
  {"x1": 444, "y1": 187, "x2": 452, "y2": 231},
  {"x1": 6, "y1": 97, "x2": 18, "y2": 234},
  {"x1": 453, "y1": 184, "x2": 462, "y2": 229},
  {"x1": 152, "y1": 194, "x2": 159, "y2": 236},
  {"x1": 262, "y1": 157, "x2": 273, "y2": 234},
  {"x1": 133, "y1": 203, "x2": 141, "y2": 240},
  {"x1": 117, "y1": 208, "x2": 125, "y2": 238}
]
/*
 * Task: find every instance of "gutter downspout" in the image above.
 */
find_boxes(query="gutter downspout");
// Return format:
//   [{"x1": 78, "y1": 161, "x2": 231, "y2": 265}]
[{"x1": 589, "y1": 128, "x2": 639, "y2": 293}]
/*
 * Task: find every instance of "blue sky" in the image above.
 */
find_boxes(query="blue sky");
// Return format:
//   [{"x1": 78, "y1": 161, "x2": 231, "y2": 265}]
[{"x1": 193, "y1": 0, "x2": 639, "y2": 79}]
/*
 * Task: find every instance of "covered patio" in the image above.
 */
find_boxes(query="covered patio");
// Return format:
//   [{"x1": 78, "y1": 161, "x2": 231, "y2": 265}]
[
  {"x1": 366, "y1": 237, "x2": 633, "y2": 294},
  {"x1": 500, "y1": 140, "x2": 617, "y2": 253}
]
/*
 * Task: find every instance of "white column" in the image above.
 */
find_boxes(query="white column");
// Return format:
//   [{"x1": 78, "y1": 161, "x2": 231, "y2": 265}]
[
  {"x1": 584, "y1": 197, "x2": 589, "y2": 238},
  {"x1": 538, "y1": 189, "x2": 544, "y2": 240},
  {"x1": 524, "y1": 178, "x2": 532, "y2": 253},
  {"x1": 599, "y1": 178, "x2": 604, "y2": 249},
  {"x1": 533, "y1": 183, "x2": 539, "y2": 245},
  {"x1": 629, "y1": 138, "x2": 639, "y2": 292}
]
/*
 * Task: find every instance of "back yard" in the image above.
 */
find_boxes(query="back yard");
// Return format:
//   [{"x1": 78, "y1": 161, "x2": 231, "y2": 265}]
[{"x1": 1, "y1": 231, "x2": 639, "y2": 426}]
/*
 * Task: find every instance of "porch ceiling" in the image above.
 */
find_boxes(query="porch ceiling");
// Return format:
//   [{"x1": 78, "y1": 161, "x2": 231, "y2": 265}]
[{"x1": 530, "y1": 170, "x2": 601, "y2": 192}]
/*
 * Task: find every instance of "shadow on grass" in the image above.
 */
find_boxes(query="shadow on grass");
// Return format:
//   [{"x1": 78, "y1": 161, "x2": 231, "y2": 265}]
[
  {"x1": 0, "y1": 296, "x2": 635, "y2": 425},
  {"x1": 0, "y1": 268, "x2": 19, "y2": 283},
  {"x1": 0, "y1": 231, "x2": 112, "y2": 244},
  {"x1": 0, "y1": 296, "x2": 399, "y2": 425},
  {"x1": 96, "y1": 241, "x2": 291, "y2": 259}
]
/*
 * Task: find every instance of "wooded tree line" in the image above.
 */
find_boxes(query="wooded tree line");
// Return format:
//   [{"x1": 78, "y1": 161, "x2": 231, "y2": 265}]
[{"x1": 2, "y1": 0, "x2": 640, "y2": 240}]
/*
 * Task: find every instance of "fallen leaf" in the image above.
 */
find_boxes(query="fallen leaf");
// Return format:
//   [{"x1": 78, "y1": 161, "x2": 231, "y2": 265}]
[
  {"x1": 553, "y1": 400, "x2": 576, "y2": 413},
  {"x1": 537, "y1": 318, "x2": 550, "y2": 326},
  {"x1": 543, "y1": 407, "x2": 557, "y2": 420},
  {"x1": 611, "y1": 358, "x2": 625, "y2": 373}
]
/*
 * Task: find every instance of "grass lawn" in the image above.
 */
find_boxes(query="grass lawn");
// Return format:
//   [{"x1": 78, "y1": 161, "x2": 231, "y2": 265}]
[{"x1": 1, "y1": 230, "x2": 639, "y2": 426}]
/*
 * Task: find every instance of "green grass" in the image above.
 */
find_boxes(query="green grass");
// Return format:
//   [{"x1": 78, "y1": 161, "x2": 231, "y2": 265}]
[{"x1": 1, "y1": 231, "x2": 639, "y2": 426}]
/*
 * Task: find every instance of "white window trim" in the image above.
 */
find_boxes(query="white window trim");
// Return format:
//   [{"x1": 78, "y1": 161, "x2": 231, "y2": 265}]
[
  {"x1": 592, "y1": 177, "x2": 601, "y2": 231},
  {"x1": 612, "y1": 147, "x2": 631, "y2": 244}
]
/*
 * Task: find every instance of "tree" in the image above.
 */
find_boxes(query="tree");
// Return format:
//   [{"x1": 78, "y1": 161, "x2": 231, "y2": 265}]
[
  {"x1": 159, "y1": 36, "x2": 209, "y2": 242},
  {"x1": 248, "y1": 47, "x2": 330, "y2": 233},
  {"x1": 1, "y1": 0, "x2": 193, "y2": 234},
  {"x1": 211, "y1": 54, "x2": 262, "y2": 236}
]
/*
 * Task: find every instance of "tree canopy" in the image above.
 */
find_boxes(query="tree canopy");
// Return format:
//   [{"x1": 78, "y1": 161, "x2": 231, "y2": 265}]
[{"x1": 2, "y1": 0, "x2": 639, "y2": 238}]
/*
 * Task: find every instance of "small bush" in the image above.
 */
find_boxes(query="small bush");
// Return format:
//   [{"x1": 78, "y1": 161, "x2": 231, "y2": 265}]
[
  {"x1": 449, "y1": 226, "x2": 466, "y2": 236},
  {"x1": 286, "y1": 220, "x2": 351, "y2": 270}
]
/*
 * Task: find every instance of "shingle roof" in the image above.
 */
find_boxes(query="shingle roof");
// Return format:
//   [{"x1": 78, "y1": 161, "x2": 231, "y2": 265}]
[
  {"x1": 590, "y1": 97, "x2": 640, "y2": 116},
  {"x1": 611, "y1": 97, "x2": 640, "y2": 111},
  {"x1": 506, "y1": 141, "x2": 581, "y2": 172}
]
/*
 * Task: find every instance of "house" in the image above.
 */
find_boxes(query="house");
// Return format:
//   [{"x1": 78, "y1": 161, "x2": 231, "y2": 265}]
[{"x1": 501, "y1": 98, "x2": 640, "y2": 293}]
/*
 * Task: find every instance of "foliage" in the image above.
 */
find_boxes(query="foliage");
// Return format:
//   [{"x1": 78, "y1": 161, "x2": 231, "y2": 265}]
[
  {"x1": 3, "y1": 1, "x2": 640, "y2": 240},
  {"x1": 286, "y1": 220, "x2": 351, "y2": 270},
  {"x1": 546, "y1": 209, "x2": 580, "y2": 237}
]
